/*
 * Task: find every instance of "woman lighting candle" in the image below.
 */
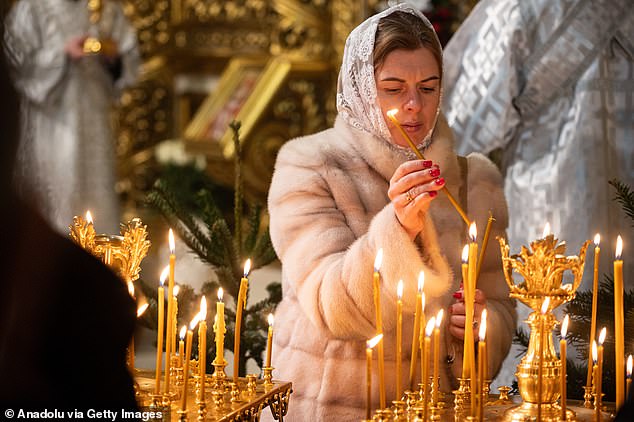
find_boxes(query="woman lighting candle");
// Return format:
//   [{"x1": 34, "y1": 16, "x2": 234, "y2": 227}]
[
  {"x1": 155, "y1": 266, "x2": 168, "y2": 395},
  {"x1": 234, "y1": 259, "x2": 251, "y2": 383},
  {"x1": 372, "y1": 249, "x2": 386, "y2": 409},
  {"x1": 366, "y1": 334, "x2": 383, "y2": 421},
  {"x1": 477, "y1": 309, "x2": 487, "y2": 422},
  {"x1": 396, "y1": 280, "x2": 403, "y2": 400},
  {"x1": 615, "y1": 235, "x2": 625, "y2": 408},
  {"x1": 409, "y1": 271, "x2": 424, "y2": 390},
  {"x1": 560, "y1": 314, "x2": 569, "y2": 421},
  {"x1": 266, "y1": 313, "x2": 275, "y2": 368}
]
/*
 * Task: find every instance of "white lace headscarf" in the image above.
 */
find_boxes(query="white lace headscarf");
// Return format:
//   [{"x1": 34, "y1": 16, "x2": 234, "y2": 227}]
[{"x1": 336, "y1": 3, "x2": 442, "y2": 150}]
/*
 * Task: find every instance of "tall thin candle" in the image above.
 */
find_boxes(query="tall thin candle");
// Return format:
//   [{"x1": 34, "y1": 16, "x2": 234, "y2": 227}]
[
  {"x1": 198, "y1": 296, "x2": 208, "y2": 403},
  {"x1": 460, "y1": 245, "x2": 469, "y2": 378},
  {"x1": 372, "y1": 249, "x2": 386, "y2": 409},
  {"x1": 433, "y1": 309, "x2": 444, "y2": 405},
  {"x1": 467, "y1": 223, "x2": 478, "y2": 415},
  {"x1": 477, "y1": 310, "x2": 488, "y2": 422},
  {"x1": 587, "y1": 234, "x2": 600, "y2": 390},
  {"x1": 366, "y1": 334, "x2": 383, "y2": 420},
  {"x1": 164, "y1": 229, "x2": 176, "y2": 394},
  {"x1": 179, "y1": 325, "x2": 186, "y2": 367},
  {"x1": 476, "y1": 212, "x2": 495, "y2": 281},
  {"x1": 592, "y1": 341, "x2": 599, "y2": 421},
  {"x1": 180, "y1": 315, "x2": 200, "y2": 413},
  {"x1": 615, "y1": 236, "x2": 625, "y2": 408},
  {"x1": 597, "y1": 327, "x2": 606, "y2": 421},
  {"x1": 537, "y1": 297, "x2": 550, "y2": 422},
  {"x1": 409, "y1": 271, "x2": 424, "y2": 390},
  {"x1": 233, "y1": 259, "x2": 251, "y2": 383},
  {"x1": 265, "y1": 313, "x2": 274, "y2": 368},
  {"x1": 214, "y1": 288, "x2": 225, "y2": 365},
  {"x1": 423, "y1": 318, "x2": 435, "y2": 422},
  {"x1": 627, "y1": 355, "x2": 632, "y2": 400},
  {"x1": 396, "y1": 280, "x2": 403, "y2": 400},
  {"x1": 560, "y1": 314, "x2": 569, "y2": 421},
  {"x1": 155, "y1": 266, "x2": 168, "y2": 394}
]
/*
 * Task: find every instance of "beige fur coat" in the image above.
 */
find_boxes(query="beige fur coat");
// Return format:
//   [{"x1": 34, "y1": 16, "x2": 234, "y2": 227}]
[{"x1": 266, "y1": 115, "x2": 516, "y2": 421}]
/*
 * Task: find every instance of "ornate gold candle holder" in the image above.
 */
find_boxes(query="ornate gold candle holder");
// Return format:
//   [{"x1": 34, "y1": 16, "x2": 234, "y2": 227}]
[
  {"x1": 583, "y1": 386, "x2": 594, "y2": 408},
  {"x1": 230, "y1": 382, "x2": 241, "y2": 403},
  {"x1": 453, "y1": 377, "x2": 471, "y2": 416},
  {"x1": 499, "y1": 234, "x2": 590, "y2": 421},
  {"x1": 246, "y1": 374, "x2": 258, "y2": 395},
  {"x1": 392, "y1": 400, "x2": 406, "y2": 421},
  {"x1": 262, "y1": 366, "x2": 274, "y2": 387},
  {"x1": 211, "y1": 361, "x2": 227, "y2": 391}
]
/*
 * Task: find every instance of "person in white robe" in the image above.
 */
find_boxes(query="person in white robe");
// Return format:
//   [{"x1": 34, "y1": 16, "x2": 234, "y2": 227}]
[{"x1": 4, "y1": 0, "x2": 140, "y2": 234}]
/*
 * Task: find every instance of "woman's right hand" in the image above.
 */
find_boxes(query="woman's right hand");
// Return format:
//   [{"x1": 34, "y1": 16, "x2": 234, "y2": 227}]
[
  {"x1": 388, "y1": 159, "x2": 444, "y2": 240},
  {"x1": 64, "y1": 35, "x2": 88, "y2": 61}
]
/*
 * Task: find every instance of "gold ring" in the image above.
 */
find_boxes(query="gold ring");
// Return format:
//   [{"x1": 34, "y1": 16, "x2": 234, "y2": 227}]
[{"x1": 405, "y1": 189, "x2": 414, "y2": 203}]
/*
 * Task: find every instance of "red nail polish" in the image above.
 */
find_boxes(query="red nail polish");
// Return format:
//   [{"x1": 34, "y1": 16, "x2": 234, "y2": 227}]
[
  {"x1": 428, "y1": 191, "x2": 438, "y2": 198},
  {"x1": 422, "y1": 160, "x2": 433, "y2": 168},
  {"x1": 435, "y1": 177, "x2": 445, "y2": 186},
  {"x1": 453, "y1": 291, "x2": 462, "y2": 299},
  {"x1": 430, "y1": 168, "x2": 440, "y2": 177}
]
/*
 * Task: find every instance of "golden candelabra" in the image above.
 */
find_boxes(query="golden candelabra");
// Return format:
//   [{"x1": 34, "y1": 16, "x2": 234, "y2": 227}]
[{"x1": 498, "y1": 234, "x2": 590, "y2": 421}]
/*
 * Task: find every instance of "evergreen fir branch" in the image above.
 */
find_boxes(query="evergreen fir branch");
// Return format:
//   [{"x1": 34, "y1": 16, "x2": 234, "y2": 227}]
[
  {"x1": 609, "y1": 178, "x2": 634, "y2": 226},
  {"x1": 252, "y1": 230, "x2": 277, "y2": 269},
  {"x1": 243, "y1": 204, "x2": 262, "y2": 254},
  {"x1": 231, "y1": 120, "x2": 244, "y2": 258},
  {"x1": 512, "y1": 327, "x2": 529, "y2": 357}
]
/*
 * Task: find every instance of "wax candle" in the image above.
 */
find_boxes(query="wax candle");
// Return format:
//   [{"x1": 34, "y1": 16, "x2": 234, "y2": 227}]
[
  {"x1": 592, "y1": 341, "x2": 599, "y2": 421},
  {"x1": 180, "y1": 315, "x2": 200, "y2": 413},
  {"x1": 597, "y1": 327, "x2": 606, "y2": 420},
  {"x1": 155, "y1": 266, "x2": 168, "y2": 394},
  {"x1": 560, "y1": 314, "x2": 569, "y2": 421},
  {"x1": 419, "y1": 292, "x2": 426, "y2": 391},
  {"x1": 396, "y1": 280, "x2": 403, "y2": 400},
  {"x1": 266, "y1": 313, "x2": 274, "y2": 368},
  {"x1": 587, "y1": 234, "x2": 600, "y2": 391},
  {"x1": 409, "y1": 271, "x2": 424, "y2": 390},
  {"x1": 372, "y1": 249, "x2": 386, "y2": 409},
  {"x1": 179, "y1": 325, "x2": 186, "y2": 368},
  {"x1": 477, "y1": 309, "x2": 488, "y2": 422},
  {"x1": 198, "y1": 296, "x2": 208, "y2": 403},
  {"x1": 433, "y1": 308, "x2": 444, "y2": 405},
  {"x1": 537, "y1": 297, "x2": 550, "y2": 422},
  {"x1": 214, "y1": 288, "x2": 225, "y2": 365},
  {"x1": 234, "y1": 259, "x2": 251, "y2": 383},
  {"x1": 366, "y1": 334, "x2": 383, "y2": 420},
  {"x1": 164, "y1": 229, "x2": 176, "y2": 394},
  {"x1": 627, "y1": 355, "x2": 632, "y2": 400},
  {"x1": 615, "y1": 236, "x2": 625, "y2": 408},
  {"x1": 127, "y1": 282, "x2": 136, "y2": 373},
  {"x1": 467, "y1": 223, "x2": 478, "y2": 415},
  {"x1": 476, "y1": 211, "x2": 495, "y2": 281},
  {"x1": 423, "y1": 317, "x2": 435, "y2": 422},
  {"x1": 385, "y1": 109, "x2": 470, "y2": 226},
  {"x1": 172, "y1": 285, "x2": 180, "y2": 360}
]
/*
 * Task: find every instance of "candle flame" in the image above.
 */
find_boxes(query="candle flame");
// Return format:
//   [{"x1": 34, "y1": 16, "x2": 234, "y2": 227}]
[
  {"x1": 127, "y1": 281, "x2": 135, "y2": 298},
  {"x1": 561, "y1": 314, "x2": 569, "y2": 338},
  {"x1": 628, "y1": 355, "x2": 633, "y2": 378},
  {"x1": 540, "y1": 297, "x2": 550, "y2": 314},
  {"x1": 421, "y1": 292, "x2": 426, "y2": 312},
  {"x1": 425, "y1": 317, "x2": 436, "y2": 337},
  {"x1": 168, "y1": 229, "x2": 175, "y2": 254},
  {"x1": 159, "y1": 266, "x2": 169, "y2": 286},
  {"x1": 469, "y1": 222, "x2": 477, "y2": 242},
  {"x1": 367, "y1": 333, "x2": 383, "y2": 349},
  {"x1": 479, "y1": 309, "x2": 487, "y2": 341},
  {"x1": 418, "y1": 271, "x2": 425, "y2": 292},
  {"x1": 243, "y1": 259, "x2": 252, "y2": 277},
  {"x1": 200, "y1": 296, "x2": 207, "y2": 320},
  {"x1": 86, "y1": 211, "x2": 93, "y2": 224},
  {"x1": 180, "y1": 325, "x2": 187, "y2": 340},
  {"x1": 397, "y1": 280, "x2": 403, "y2": 300},
  {"x1": 137, "y1": 302, "x2": 149, "y2": 317},
  {"x1": 190, "y1": 314, "x2": 201, "y2": 330},
  {"x1": 173, "y1": 285, "x2": 180, "y2": 297},
  {"x1": 436, "y1": 309, "x2": 444, "y2": 327},
  {"x1": 461, "y1": 244, "x2": 469, "y2": 263},
  {"x1": 374, "y1": 248, "x2": 383, "y2": 272},
  {"x1": 542, "y1": 222, "x2": 551, "y2": 238},
  {"x1": 616, "y1": 235, "x2": 623, "y2": 259},
  {"x1": 598, "y1": 327, "x2": 606, "y2": 345},
  {"x1": 592, "y1": 340, "x2": 598, "y2": 363},
  {"x1": 268, "y1": 313, "x2": 274, "y2": 327},
  {"x1": 594, "y1": 233, "x2": 601, "y2": 246},
  {"x1": 218, "y1": 287, "x2": 224, "y2": 301},
  {"x1": 386, "y1": 109, "x2": 398, "y2": 118}
]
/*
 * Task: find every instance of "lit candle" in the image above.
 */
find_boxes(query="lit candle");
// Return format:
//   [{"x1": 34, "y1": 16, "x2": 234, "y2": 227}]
[
  {"x1": 433, "y1": 308, "x2": 444, "y2": 406},
  {"x1": 587, "y1": 234, "x2": 600, "y2": 391},
  {"x1": 164, "y1": 229, "x2": 176, "y2": 394},
  {"x1": 234, "y1": 259, "x2": 251, "y2": 383},
  {"x1": 615, "y1": 236, "x2": 625, "y2": 408},
  {"x1": 597, "y1": 327, "x2": 606, "y2": 420},
  {"x1": 592, "y1": 341, "x2": 599, "y2": 421},
  {"x1": 409, "y1": 271, "x2": 424, "y2": 390},
  {"x1": 265, "y1": 313, "x2": 274, "y2": 368},
  {"x1": 155, "y1": 266, "x2": 168, "y2": 394},
  {"x1": 477, "y1": 309, "x2": 488, "y2": 422},
  {"x1": 467, "y1": 223, "x2": 478, "y2": 415},
  {"x1": 537, "y1": 297, "x2": 550, "y2": 422},
  {"x1": 385, "y1": 109, "x2": 470, "y2": 226},
  {"x1": 180, "y1": 315, "x2": 200, "y2": 413},
  {"x1": 419, "y1": 292, "x2": 426, "y2": 392},
  {"x1": 172, "y1": 285, "x2": 180, "y2": 361},
  {"x1": 86, "y1": 210, "x2": 93, "y2": 224},
  {"x1": 372, "y1": 249, "x2": 386, "y2": 409},
  {"x1": 198, "y1": 296, "x2": 208, "y2": 403},
  {"x1": 560, "y1": 314, "x2": 569, "y2": 421},
  {"x1": 627, "y1": 355, "x2": 632, "y2": 400},
  {"x1": 179, "y1": 325, "x2": 186, "y2": 368},
  {"x1": 542, "y1": 222, "x2": 551, "y2": 238},
  {"x1": 366, "y1": 334, "x2": 383, "y2": 420},
  {"x1": 476, "y1": 211, "x2": 495, "y2": 281},
  {"x1": 213, "y1": 288, "x2": 225, "y2": 365},
  {"x1": 127, "y1": 282, "x2": 136, "y2": 372},
  {"x1": 396, "y1": 280, "x2": 403, "y2": 400},
  {"x1": 423, "y1": 317, "x2": 435, "y2": 422}
]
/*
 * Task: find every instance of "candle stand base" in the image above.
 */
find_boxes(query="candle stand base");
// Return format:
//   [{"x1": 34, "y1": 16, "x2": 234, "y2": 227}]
[
  {"x1": 263, "y1": 366, "x2": 274, "y2": 387},
  {"x1": 246, "y1": 374, "x2": 258, "y2": 395},
  {"x1": 372, "y1": 409, "x2": 393, "y2": 421},
  {"x1": 392, "y1": 400, "x2": 406, "y2": 421},
  {"x1": 212, "y1": 361, "x2": 227, "y2": 391},
  {"x1": 453, "y1": 377, "x2": 472, "y2": 416},
  {"x1": 230, "y1": 382, "x2": 241, "y2": 403},
  {"x1": 177, "y1": 409, "x2": 188, "y2": 421},
  {"x1": 583, "y1": 386, "x2": 594, "y2": 408},
  {"x1": 196, "y1": 399, "x2": 207, "y2": 422},
  {"x1": 501, "y1": 402, "x2": 569, "y2": 422}
]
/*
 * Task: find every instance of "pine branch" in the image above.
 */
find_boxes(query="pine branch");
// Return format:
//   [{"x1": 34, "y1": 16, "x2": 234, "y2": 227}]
[
  {"x1": 231, "y1": 121, "x2": 243, "y2": 259},
  {"x1": 609, "y1": 179, "x2": 634, "y2": 226}
]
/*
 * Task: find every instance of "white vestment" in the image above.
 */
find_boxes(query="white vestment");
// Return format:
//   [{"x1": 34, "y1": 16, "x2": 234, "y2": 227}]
[{"x1": 4, "y1": 0, "x2": 139, "y2": 234}]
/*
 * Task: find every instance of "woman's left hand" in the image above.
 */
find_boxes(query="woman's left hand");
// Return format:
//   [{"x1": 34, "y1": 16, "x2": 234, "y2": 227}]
[{"x1": 448, "y1": 287, "x2": 487, "y2": 340}]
